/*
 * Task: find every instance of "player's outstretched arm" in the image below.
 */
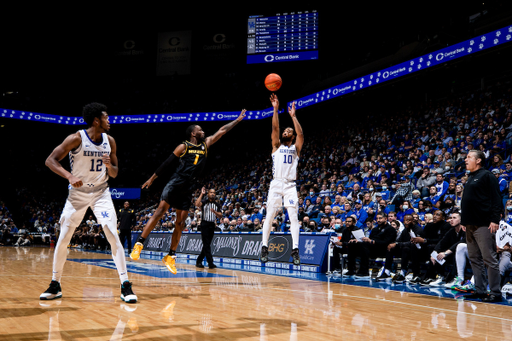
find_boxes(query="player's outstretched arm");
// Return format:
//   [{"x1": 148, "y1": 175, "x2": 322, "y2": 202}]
[
  {"x1": 205, "y1": 109, "x2": 246, "y2": 148},
  {"x1": 288, "y1": 101, "x2": 304, "y2": 155},
  {"x1": 104, "y1": 136, "x2": 119, "y2": 178},
  {"x1": 270, "y1": 93, "x2": 280, "y2": 151},
  {"x1": 45, "y1": 132, "x2": 83, "y2": 188},
  {"x1": 142, "y1": 144, "x2": 186, "y2": 189}
]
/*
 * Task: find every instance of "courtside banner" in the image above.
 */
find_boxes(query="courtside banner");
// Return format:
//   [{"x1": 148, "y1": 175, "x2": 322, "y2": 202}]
[
  {"x1": 110, "y1": 188, "x2": 141, "y2": 200},
  {"x1": 133, "y1": 231, "x2": 332, "y2": 266}
]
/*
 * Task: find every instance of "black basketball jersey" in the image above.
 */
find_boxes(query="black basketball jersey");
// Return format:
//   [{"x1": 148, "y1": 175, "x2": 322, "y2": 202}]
[{"x1": 174, "y1": 140, "x2": 208, "y2": 180}]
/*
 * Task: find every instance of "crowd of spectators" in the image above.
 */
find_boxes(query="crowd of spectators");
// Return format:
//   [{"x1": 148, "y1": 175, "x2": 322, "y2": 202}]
[{"x1": 5, "y1": 80, "x2": 512, "y2": 255}]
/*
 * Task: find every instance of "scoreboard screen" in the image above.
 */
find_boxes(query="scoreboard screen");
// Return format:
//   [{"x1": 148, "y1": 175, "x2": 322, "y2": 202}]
[{"x1": 247, "y1": 10, "x2": 318, "y2": 64}]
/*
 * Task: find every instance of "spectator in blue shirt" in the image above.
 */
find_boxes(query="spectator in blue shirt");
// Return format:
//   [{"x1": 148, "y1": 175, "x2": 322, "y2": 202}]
[
  {"x1": 249, "y1": 206, "x2": 263, "y2": 222},
  {"x1": 504, "y1": 162, "x2": 512, "y2": 180},
  {"x1": 425, "y1": 185, "x2": 441, "y2": 207},
  {"x1": 340, "y1": 203, "x2": 354, "y2": 222},
  {"x1": 397, "y1": 201, "x2": 415, "y2": 222},
  {"x1": 9, "y1": 221, "x2": 18, "y2": 234},
  {"x1": 361, "y1": 192, "x2": 376, "y2": 213},
  {"x1": 353, "y1": 200, "x2": 369, "y2": 226},
  {"x1": 305, "y1": 189, "x2": 317, "y2": 205},
  {"x1": 505, "y1": 199, "x2": 512, "y2": 224},
  {"x1": 434, "y1": 173, "x2": 449, "y2": 197},
  {"x1": 492, "y1": 168, "x2": 509, "y2": 196}
]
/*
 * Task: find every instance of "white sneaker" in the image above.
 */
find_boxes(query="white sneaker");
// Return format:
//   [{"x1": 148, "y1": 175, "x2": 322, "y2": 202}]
[
  {"x1": 444, "y1": 276, "x2": 462, "y2": 288},
  {"x1": 502, "y1": 283, "x2": 512, "y2": 296},
  {"x1": 429, "y1": 276, "x2": 445, "y2": 287}
]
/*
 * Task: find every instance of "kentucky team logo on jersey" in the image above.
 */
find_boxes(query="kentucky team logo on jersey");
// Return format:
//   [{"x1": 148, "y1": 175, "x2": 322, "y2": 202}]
[{"x1": 101, "y1": 211, "x2": 109, "y2": 218}]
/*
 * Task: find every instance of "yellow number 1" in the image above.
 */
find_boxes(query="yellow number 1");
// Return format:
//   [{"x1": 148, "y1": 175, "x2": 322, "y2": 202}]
[{"x1": 193, "y1": 154, "x2": 199, "y2": 165}]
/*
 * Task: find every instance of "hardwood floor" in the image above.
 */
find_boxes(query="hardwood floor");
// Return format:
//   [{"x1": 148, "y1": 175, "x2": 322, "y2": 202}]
[{"x1": 1, "y1": 247, "x2": 511, "y2": 340}]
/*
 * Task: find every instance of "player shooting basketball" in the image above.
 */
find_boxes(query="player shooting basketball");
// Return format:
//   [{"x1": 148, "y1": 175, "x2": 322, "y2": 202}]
[{"x1": 260, "y1": 94, "x2": 304, "y2": 265}]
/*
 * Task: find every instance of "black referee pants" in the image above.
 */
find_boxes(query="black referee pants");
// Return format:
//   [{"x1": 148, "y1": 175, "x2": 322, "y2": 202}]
[
  {"x1": 197, "y1": 221, "x2": 216, "y2": 266},
  {"x1": 119, "y1": 229, "x2": 132, "y2": 253}
]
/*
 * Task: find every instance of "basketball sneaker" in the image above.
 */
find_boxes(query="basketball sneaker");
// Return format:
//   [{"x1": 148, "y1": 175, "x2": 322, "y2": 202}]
[
  {"x1": 291, "y1": 248, "x2": 300, "y2": 265},
  {"x1": 375, "y1": 267, "x2": 392, "y2": 281},
  {"x1": 40, "y1": 280, "x2": 62, "y2": 300},
  {"x1": 453, "y1": 280, "x2": 475, "y2": 293},
  {"x1": 162, "y1": 254, "x2": 177, "y2": 274},
  {"x1": 393, "y1": 273, "x2": 406, "y2": 283},
  {"x1": 408, "y1": 276, "x2": 423, "y2": 284},
  {"x1": 130, "y1": 242, "x2": 143, "y2": 260},
  {"x1": 429, "y1": 275, "x2": 446, "y2": 287},
  {"x1": 260, "y1": 245, "x2": 269, "y2": 263},
  {"x1": 445, "y1": 276, "x2": 463, "y2": 289},
  {"x1": 120, "y1": 281, "x2": 137, "y2": 304},
  {"x1": 419, "y1": 277, "x2": 436, "y2": 286}
]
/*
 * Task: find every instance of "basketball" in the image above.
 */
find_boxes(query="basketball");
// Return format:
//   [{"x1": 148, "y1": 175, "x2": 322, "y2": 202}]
[{"x1": 265, "y1": 73, "x2": 282, "y2": 91}]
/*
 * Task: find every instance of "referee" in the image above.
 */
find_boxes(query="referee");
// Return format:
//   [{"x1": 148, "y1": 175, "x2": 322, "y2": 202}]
[
  {"x1": 195, "y1": 187, "x2": 222, "y2": 268},
  {"x1": 118, "y1": 201, "x2": 135, "y2": 254}
]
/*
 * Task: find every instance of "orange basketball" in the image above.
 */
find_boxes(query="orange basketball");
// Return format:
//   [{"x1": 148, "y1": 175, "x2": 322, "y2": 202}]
[{"x1": 265, "y1": 73, "x2": 282, "y2": 91}]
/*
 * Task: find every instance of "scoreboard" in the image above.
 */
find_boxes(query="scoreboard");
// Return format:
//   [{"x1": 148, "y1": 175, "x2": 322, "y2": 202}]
[{"x1": 247, "y1": 10, "x2": 318, "y2": 64}]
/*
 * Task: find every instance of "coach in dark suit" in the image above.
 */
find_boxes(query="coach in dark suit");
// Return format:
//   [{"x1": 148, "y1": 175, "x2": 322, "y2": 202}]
[
  {"x1": 195, "y1": 187, "x2": 222, "y2": 269},
  {"x1": 118, "y1": 201, "x2": 135, "y2": 254},
  {"x1": 461, "y1": 150, "x2": 503, "y2": 302}
]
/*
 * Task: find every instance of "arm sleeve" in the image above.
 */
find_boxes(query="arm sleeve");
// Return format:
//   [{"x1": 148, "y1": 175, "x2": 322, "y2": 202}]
[{"x1": 155, "y1": 153, "x2": 179, "y2": 177}]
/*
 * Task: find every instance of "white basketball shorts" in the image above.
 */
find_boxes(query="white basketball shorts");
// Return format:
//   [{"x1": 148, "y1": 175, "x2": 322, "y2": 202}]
[{"x1": 267, "y1": 179, "x2": 299, "y2": 209}]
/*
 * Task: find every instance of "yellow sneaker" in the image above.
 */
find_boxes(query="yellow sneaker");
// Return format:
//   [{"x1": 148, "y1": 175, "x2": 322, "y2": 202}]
[
  {"x1": 162, "y1": 255, "x2": 177, "y2": 274},
  {"x1": 130, "y1": 242, "x2": 143, "y2": 260}
]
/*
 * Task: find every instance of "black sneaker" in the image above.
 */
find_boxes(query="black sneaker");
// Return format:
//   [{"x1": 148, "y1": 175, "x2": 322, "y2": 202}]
[
  {"x1": 40, "y1": 280, "x2": 62, "y2": 300},
  {"x1": 196, "y1": 263, "x2": 205, "y2": 268},
  {"x1": 393, "y1": 273, "x2": 406, "y2": 283},
  {"x1": 208, "y1": 264, "x2": 217, "y2": 269},
  {"x1": 354, "y1": 272, "x2": 371, "y2": 280},
  {"x1": 408, "y1": 276, "x2": 423, "y2": 284},
  {"x1": 419, "y1": 278, "x2": 435, "y2": 286},
  {"x1": 260, "y1": 246, "x2": 269, "y2": 263},
  {"x1": 291, "y1": 248, "x2": 300, "y2": 265},
  {"x1": 120, "y1": 281, "x2": 137, "y2": 304},
  {"x1": 482, "y1": 294, "x2": 503, "y2": 303}
]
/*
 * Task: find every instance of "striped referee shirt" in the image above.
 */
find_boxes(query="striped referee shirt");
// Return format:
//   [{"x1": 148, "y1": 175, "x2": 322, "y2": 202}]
[{"x1": 202, "y1": 199, "x2": 221, "y2": 223}]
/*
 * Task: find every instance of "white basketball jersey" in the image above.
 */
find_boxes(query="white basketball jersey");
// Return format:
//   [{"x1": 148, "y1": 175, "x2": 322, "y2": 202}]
[
  {"x1": 69, "y1": 130, "x2": 111, "y2": 188},
  {"x1": 272, "y1": 144, "x2": 299, "y2": 181}
]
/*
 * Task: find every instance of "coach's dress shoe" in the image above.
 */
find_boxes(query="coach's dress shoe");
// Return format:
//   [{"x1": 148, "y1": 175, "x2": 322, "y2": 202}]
[
  {"x1": 462, "y1": 292, "x2": 487, "y2": 300},
  {"x1": 196, "y1": 263, "x2": 205, "y2": 268},
  {"x1": 482, "y1": 294, "x2": 503, "y2": 303}
]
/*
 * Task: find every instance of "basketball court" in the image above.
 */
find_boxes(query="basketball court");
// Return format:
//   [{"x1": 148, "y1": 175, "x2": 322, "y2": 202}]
[{"x1": 2, "y1": 246, "x2": 512, "y2": 340}]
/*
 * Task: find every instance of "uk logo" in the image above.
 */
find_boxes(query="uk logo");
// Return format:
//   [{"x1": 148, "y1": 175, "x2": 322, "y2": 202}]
[
  {"x1": 101, "y1": 211, "x2": 109, "y2": 218},
  {"x1": 289, "y1": 199, "x2": 294, "y2": 205},
  {"x1": 304, "y1": 239, "x2": 316, "y2": 254}
]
